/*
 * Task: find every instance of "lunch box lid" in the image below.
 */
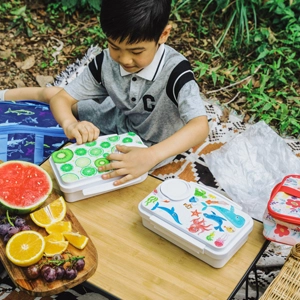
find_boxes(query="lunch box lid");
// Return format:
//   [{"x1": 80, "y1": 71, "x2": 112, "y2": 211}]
[
  {"x1": 138, "y1": 179, "x2": 253, "y2": 257},
  {"x1": 50, "y1": 132, "x2": 146, "y2": 193}
]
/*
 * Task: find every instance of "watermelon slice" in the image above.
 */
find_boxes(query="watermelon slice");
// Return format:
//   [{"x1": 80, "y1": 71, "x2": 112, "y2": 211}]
[{"x1": 0, "y1": 161, "x2": 52, "y2": 214}]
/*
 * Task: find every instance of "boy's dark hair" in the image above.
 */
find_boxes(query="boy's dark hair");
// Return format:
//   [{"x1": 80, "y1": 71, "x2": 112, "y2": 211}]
[{"x1": 100, "y1": 0, "x2": 171, "y2": 44}]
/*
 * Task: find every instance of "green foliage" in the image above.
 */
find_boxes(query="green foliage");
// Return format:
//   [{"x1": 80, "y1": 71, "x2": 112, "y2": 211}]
[
  {"x1": 7, "y1": 5, "x2": 38, "y2": 37},
  {"x1": 173, "y1": 0, "x2": 299, "y2": 138},
  {"x1": 61, "y1": 0, "x2": 101, "y2": 13}
]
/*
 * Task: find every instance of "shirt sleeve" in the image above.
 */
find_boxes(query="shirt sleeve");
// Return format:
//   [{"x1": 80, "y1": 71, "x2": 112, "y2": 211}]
[
  {"x1": 177, "y1": 80, "x2": 207, "y2": 124},
  {"x1": 64, "y1": 53, "x2": 109, "y2": 102}
]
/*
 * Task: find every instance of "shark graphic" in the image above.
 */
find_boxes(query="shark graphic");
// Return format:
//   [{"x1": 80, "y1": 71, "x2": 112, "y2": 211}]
[
  {"x1": 0, "y1": 120, "x2": 21, "y2": 126},
  {"x1": 24, "y1": 117, "x2": 38, "y2": 124},
  {"x1": 8, "y1": 137, "x2": 27, "y2": 147},
  {"x1": 7, "y1": 145, "x2": 24, "y2": 157},
  {"x1": 5, "y1": 108, "x2": 35, "y2": 116}
]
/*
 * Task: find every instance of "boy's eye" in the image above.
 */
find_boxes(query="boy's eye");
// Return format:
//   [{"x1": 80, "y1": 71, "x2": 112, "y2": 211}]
[{"x1": 132, "y1": 51, "x2": 143, "y2": 55}]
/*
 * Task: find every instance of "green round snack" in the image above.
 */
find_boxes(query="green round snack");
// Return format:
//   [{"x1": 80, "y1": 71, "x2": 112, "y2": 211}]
[
  {"x1": 122, "y1": 137, "x2": 133, "y2": 143},
  {"x1": 52, "y1": 149, "x2": 74, "y2": 164},
  {"x1": 61, "y1": 173, "x2": 79, "y2": 183},
  {"x1": 85, "y1": 141, "x2": 97, "y2": 147},
  {"x1": 100, "y1": 141, "x2": 111, "y2": 149},
  {"x1": 88, "y1": 147, "x2": 104, "y2": 157},
  {"x1": 108, "y1": 135, "x2": 120, "y2": 142},
  {"x1": 127, "y1": 132, "x2": 136, "y2": 136},
  {"x1": 75, "y1": 157, "x2": 91, "y2": 168},
  {"x1": 60, "y1": 163, "x2": 74, "y2": 173},
  {"x1": 75, "y1": 148, "x2": 87, "y2": 156},
  {"x1": 94, "y1": 158, "x2": 110, "y2": 168},
  {"x1": 81, "y1": 167, "x2": 98, "y2": 177}
]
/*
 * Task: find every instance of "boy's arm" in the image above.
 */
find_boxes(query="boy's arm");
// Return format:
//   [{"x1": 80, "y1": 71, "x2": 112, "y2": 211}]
[
  {"x1": 99, "y1": 115, "x2": 209, "y2": 185},
  {"x1": 50, "y1": 89, "x2": 100, "y2": 144}
]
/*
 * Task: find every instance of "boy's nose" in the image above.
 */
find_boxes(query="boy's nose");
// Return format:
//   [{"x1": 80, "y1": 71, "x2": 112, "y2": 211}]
[{"x1": 118, "y1": 53, "x2": 133, "y2": 65}]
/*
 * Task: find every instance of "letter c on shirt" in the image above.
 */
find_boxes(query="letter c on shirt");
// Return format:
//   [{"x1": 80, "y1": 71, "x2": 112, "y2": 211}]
[{"x1": 143, "y1": 95, "x2": 155, "y2": 112}]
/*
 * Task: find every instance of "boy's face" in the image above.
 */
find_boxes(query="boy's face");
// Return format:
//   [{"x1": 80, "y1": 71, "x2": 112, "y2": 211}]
[
  {"x1": 107, "y1": 25, "x2": 171, "y2": 74},
  {"x1": 107, "y1": 38, "x2": 159, "y2": 73}
]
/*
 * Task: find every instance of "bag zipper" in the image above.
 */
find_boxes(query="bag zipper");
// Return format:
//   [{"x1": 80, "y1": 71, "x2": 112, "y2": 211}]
[{"x1": 268, "y1": 174, "x2": 300, "y2": 225}]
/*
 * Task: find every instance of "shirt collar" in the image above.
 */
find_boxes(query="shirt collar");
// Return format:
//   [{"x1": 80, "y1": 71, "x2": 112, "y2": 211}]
[{"x1": 120, "y1": 44, "x2": 165, "y2": 81}]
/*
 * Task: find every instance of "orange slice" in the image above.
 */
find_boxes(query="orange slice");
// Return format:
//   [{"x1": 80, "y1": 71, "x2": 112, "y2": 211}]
[
  {"x1": 44, "y1": 240, "x2": 69, "y2": 257},
  {"x1": 45, "y1": 221, "x2": 72, "y2": 235},
  {"x1": 30, "y1": 196, "x2": 67, "y2": 228},
  {"x1": 63, "y1": 232, "x2": 89, "y2": 250},
  {"x1": 6, "y1": 231, "x2": 45, "y2": 267},
  {"x1": 44, "y1": 232, "x2": 65, "y2": 242}
]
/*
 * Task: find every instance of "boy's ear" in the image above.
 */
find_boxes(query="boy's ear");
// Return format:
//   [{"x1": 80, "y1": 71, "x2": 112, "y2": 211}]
[{"x1": 158, "y1": 24, "x2": 172, "y2": 44}]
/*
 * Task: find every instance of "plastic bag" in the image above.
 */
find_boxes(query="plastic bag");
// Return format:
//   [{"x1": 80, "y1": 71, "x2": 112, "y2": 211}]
[{"x1": 204, "y1": 121, "x2": 300, "y2": 221}]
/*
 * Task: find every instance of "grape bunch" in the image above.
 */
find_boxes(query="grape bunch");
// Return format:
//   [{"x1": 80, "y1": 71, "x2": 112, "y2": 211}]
[
  {"x1": 25, "y1": 253, "x2": 85, "y2": 282},
  {"x1": 0, "y1": 213, "x2": 31, "y2": 243}
]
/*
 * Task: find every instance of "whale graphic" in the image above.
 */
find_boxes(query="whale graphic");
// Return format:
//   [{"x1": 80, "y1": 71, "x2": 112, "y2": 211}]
[
  {"x1": 203, "y1": 211, "x2": 226, "y2": 232},
  {"x1": 151, "y1": 202, "x2": 182, "y2": 225},
  {"x1": 202, "y1": 202, "x2": 245, "y2": 228}
]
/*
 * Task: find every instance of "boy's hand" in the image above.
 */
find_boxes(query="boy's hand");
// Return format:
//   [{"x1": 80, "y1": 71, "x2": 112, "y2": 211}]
[
  {"x1": 98, "y1": 145, "x2": 158, "y2": 186},
  {"x1": 63, "y1": 120, "x2": 100, "y2": 144}
]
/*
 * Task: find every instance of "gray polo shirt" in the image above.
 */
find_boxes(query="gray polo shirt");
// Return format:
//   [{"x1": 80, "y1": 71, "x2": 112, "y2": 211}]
[{"x1": 64, "y1": 44, "x2": 206, "y2": 146}]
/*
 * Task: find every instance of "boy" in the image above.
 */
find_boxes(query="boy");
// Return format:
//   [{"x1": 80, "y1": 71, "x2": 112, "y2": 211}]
[{"x1": 0, "y1": 0, "x2": 209, "y2": 186}]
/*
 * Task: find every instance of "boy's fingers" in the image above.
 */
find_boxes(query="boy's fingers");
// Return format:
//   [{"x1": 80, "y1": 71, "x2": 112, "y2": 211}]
[{"x1": 113, "y1": 174, "x2": 133, "y2": 186}]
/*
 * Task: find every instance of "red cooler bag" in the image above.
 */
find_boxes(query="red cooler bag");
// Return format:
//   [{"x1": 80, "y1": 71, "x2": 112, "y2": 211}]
[{"x1": 263, "y1": 174, "x2": 300, "y2": 245}]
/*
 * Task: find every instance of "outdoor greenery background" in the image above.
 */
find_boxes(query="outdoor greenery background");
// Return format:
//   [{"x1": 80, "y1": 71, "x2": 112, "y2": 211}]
[{"x1": 0, "y1": 0, "x2": 299, "y2": 138}]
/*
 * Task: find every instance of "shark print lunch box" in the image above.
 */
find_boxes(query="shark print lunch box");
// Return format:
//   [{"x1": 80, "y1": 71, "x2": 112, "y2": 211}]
[
  {"x1": 138, "y1": 179, "x2": 253, "y2": 268},
  {"x1": 50, "y1": 132, "x2": 147, "y2": 202}
]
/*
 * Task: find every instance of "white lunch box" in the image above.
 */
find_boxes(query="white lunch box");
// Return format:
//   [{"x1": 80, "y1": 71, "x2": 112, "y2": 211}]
[
  {"x1": 50, "y1": 132, "x2": 147, "y2": 202},
  {"x1": 138, "y1": 179, "x2": 253, "y2": 268}
]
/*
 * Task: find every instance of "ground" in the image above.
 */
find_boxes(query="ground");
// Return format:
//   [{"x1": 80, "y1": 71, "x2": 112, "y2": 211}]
[{"x1": 0, "y1": 3, "x2": 214, "y2": 95}]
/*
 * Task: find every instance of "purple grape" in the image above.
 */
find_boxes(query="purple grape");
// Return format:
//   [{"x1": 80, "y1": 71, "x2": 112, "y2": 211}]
[
  {"x1": 7, "y1": 226, "x2": 20, "y2": 236},
  {"x1": 74, "y1": 259, "x2": 85, "y2": 271},
  {"x1": 41, "y1": 265, "x2": 57, "y2": 282},
  {"x1": 64, "y1": 267, "x2": 77, "y2": 280},
  {"x1": 25, "y1": 264, "x2": 40, "y2": 279},
  {"x1": 40, "y1": 264, "x2": 50, "y2": 275},
  {"x1": 3, "y1": 233, "x2": 11, "y2": 243},
  {"x1": 0, "y1": 223, "x2": 11, "y2": 236},
  {"x1": 52, "y1": 254, "x2": 63, "y2": 261},
  {"x1": 55, "y1": 266, "x2": 65, "y2": 280},
  {"x1": 20, "y1": 224, "x2": 31, "y2": 231},
  {"x1": 14, "y1": 217, "x2": 26, "y2": 228}
]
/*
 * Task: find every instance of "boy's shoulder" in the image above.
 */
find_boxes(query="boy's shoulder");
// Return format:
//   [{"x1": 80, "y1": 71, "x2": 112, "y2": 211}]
[
  {"x1": 164, "y1": 44, "x2": 187, "y2": 62},
  {"x1": 160, "y1": 44, "x2": 193, "y2": 77}
]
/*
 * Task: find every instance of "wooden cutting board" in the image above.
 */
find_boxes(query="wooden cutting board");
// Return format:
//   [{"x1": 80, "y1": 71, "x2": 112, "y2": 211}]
[{"x1": 0, "y1": 188, "x2": 98, "y2": 297}]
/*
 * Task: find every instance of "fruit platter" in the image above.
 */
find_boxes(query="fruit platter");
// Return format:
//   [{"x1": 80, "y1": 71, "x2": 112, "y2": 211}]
[{"x1": 0, "y1": 160, "x2": 98, "y2": 296}]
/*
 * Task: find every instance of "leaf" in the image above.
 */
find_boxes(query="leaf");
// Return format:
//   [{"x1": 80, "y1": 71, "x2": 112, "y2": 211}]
[
  {"x1": 290, "y1": 118, "x2": 300, "y2": 129},
  {"x1": 211, "y1": 71, "x2": 217, "y2": 86},
  {"x1": 279, "y1": 103, "x2": 289, "y2": 116},
  {"x1": 26, "y1": 25, "x2": 33, "y2": 38},
  {"x1": 262, "y1": 102, "x2": 273, "y2": 111},
  {"x1": 89, "y1": 0, "x2": 101, "y2": 11},
  {"x1": 13, "y1": 79, "x2": 26, "y2": 88},
  {"x1": 11, "y1": 5, "x2": 26, "y2": 16},
  {"x1": 0, "y1": 49, "x2": 11, "y2": 59},
  {"x1": 36, "y1": 75, "x2": 54, "y2": 87},
  {"x1": 20, "y1": 56, "x2": 35, "y2": 70},
  {"x1": 256, "y1": 48, "x2": 269, "y2": 61}
]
